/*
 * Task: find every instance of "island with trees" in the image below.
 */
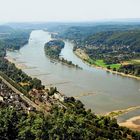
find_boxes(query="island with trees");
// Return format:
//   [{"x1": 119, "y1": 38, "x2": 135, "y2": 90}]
[
  {"x1": 44, "y1": 39, "x2": 65, "y2": 58},
  {"x1": 44, "y1": 39, "x2": 81, "y2": 69}
]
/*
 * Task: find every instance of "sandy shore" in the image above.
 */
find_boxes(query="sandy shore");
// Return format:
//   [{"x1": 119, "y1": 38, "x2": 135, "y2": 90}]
[
  {"x1": 5, "y1": 56, "x2": 36, "y2": 70},
  {"x1": 119, "y1": 116, "x2": 140, "y2": 132},
  {"x1": 74, "y1": 49, "x2": 140, "y2": 80},
  {"x1": 104, "y1": 106, "x2": 140, "y2": 132}
]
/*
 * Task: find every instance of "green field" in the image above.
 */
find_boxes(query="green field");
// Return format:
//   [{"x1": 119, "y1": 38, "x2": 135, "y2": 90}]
[
  {"x1": 109, "y1": 63, "x2": 121, "y2": 69},
  {"x1": 87, "y1": 59, "x2": 121, "y2": 70}
]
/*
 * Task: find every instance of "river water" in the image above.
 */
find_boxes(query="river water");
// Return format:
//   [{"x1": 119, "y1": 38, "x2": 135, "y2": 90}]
[{"x1": 7, "y1": 30, "x2": 140, "y2": 116}]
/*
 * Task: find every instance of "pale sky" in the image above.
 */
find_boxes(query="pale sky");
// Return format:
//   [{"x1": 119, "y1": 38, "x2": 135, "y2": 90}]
[{"x1": 0, "y1": 0, "x2": 140, "y2": 22}]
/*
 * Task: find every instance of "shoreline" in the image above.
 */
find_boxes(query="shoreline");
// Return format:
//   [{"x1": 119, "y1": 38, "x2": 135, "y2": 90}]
[
  {"x1": 74, "y1": 49, "x2": 140, "y2": 80},
  {"x1": 105, "y1": 105, "x2": 140, "y2": 118},
  {"x1": 5, "y1": 55, "x2": 33, "y2": 70},
  {"x1": 44, "y1": 54, "x2": 82, "y2": 69},
  {"x1": 119, "y1": 116, "x2": 140, "y2": 132},
  {"x1": 105, "y1": 106, "x2": 140, "y2": 132}
]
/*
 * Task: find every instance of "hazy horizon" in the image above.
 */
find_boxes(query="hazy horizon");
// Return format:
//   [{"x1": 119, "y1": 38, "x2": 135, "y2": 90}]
[{"x1": 0, "y1": 0, "x2": 140, "y2": 23}]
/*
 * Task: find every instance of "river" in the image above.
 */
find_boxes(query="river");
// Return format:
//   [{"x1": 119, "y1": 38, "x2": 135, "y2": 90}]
[{"x1": 6, "y1": 30, "x2": 140, "y2": 118}]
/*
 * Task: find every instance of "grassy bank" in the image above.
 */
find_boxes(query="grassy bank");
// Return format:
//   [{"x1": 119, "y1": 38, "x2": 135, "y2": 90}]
[{"x1": 87, "y1": 58, "x2": 121, "y2": 70}]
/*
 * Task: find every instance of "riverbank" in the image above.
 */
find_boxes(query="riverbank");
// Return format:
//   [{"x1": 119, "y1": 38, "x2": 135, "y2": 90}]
[
  {"x1": 105, "y1": 106, "x2": 140, "y2": 131},
  {"x1": 59, "y1": 57, "x2": 82, "y2": 69},
  {"x1": 119, "y1": 116, "x2": 140, "y2": 132},
  {"x1": 5, "y1": 55, "x2": 37, "y2": 70},
  {"x1": 74, "y1": 48, "x2": 140, "y2": 80},
  {"x1": 106, "y1": 106, "x2": 140, "y2": 118},
  {"x1": 5, "y1": 55, "x2": 28, "y2": 69}
]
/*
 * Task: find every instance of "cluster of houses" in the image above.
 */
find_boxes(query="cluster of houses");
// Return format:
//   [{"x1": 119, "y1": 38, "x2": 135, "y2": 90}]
[
  {"x1": 0, "y1": 77, "x2": 71, "y2": 113},
  {"x1": 29, "y1": 87, "x2": 69, "y2": 109},
  {"x1": 0, "y1": 79, "x2": 34, "y2": 112}
]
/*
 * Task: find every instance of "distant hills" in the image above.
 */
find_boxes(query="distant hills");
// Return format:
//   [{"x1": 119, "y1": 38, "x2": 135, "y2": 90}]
[{"x1": 0, "y1": 25, "x2": 13, "y2": 33}]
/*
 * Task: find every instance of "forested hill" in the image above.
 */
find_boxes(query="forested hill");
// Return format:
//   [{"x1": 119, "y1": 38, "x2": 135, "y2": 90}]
[
  {"x1": 56, "y1": 24, "x2": 140, "y2": 41},
  {"x1": 0, "y1": 25, "x2": 13, "y2": 33},
  {"x1": 0, "y1": 25, "x2": 31, "y2": 50},
  {"x1": 2, "y1": 30, "x2": 31, "y2": 50},
  {"x1": 84, "y1": 30, "x2": 140, "y2": 52},
  {"x1": 55, "y1": 24, "x2": 140, "y2": 60}
]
